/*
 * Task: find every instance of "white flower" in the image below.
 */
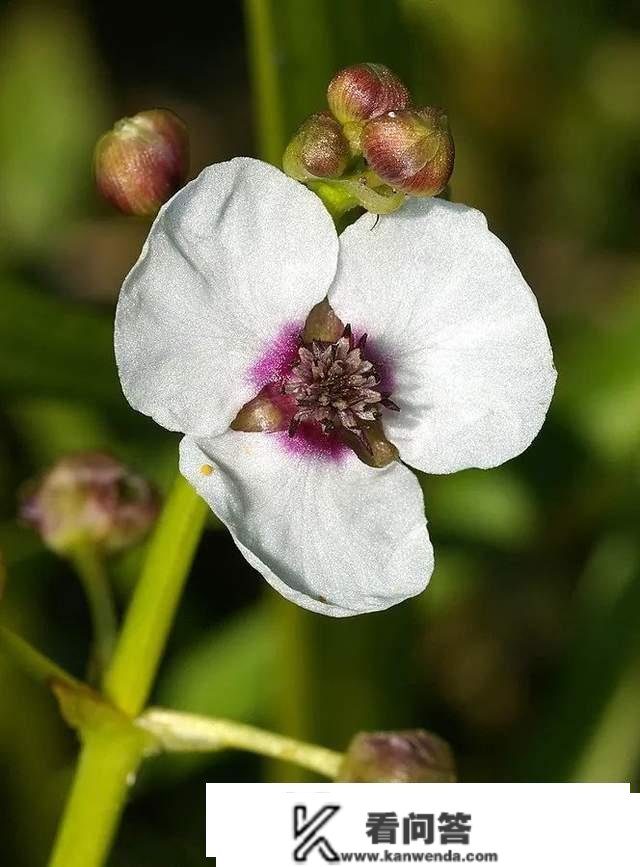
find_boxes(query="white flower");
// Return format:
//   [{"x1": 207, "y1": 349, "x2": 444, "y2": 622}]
[{"x1": 115, "y1": 158, "x2": 556, "y2": 617}]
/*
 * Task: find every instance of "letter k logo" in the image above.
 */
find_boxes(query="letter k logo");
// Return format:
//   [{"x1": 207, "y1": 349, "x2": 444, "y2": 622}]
[{"x1": 293, "y1": 805, "x2": 340, "y2": 862}]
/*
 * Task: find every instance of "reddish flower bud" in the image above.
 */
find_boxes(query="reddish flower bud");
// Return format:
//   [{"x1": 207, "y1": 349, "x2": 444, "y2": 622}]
[
  {"x1": 283, "y1": 112, "x2": 351, "y2": 182},
  {"x1": 362, "y1": 107, "x2": 454, "y2": 196},
  {"x1": 327, "y1": 63, "x2": 410, "y2": 125},
  {"x1": 338, "y1": 730, "x2": 457, "y2": 783},
  {"x1": 94, "y1": 109, "x2": 189, "y2": 217},
  {"x1": 19, "y1": 453, "x2": 160, "y2": 555}
]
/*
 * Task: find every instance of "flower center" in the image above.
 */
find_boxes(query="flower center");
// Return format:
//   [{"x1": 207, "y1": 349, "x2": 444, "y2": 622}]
[{"x1": 283, "y1": 324, "x2": 398, "y2": 452}]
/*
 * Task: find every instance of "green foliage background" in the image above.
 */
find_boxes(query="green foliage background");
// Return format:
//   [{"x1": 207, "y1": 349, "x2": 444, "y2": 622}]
[{"x1": 1, "y1": 0, "x2": 639, "y2": 863}]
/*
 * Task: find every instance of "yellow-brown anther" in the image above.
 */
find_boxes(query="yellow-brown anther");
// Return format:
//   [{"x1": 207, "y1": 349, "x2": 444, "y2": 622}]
[
  {"x1": 302, "y1": 299, "x2": 345, "y2": 343},
  {"x1": 342, "y1": 421, "x2": 399, "y2": 468},
  {"x1": 231, "y1": 387, "x2": 290, "y2": 433}
]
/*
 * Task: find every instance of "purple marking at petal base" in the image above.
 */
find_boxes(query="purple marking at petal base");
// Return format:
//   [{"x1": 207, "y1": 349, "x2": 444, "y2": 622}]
[
  {"x1": 250, "y1": 322, "x2": 303, "y2": 389},
  {"x1": 249, "y1": 322, "x2": 348, "y2": 462},
  {"x1": 248, "y1": 320, "x2": 393, "y2": 464},
  {"x1": 273, "y1": 425, "x2": 350, "y2": 463}
]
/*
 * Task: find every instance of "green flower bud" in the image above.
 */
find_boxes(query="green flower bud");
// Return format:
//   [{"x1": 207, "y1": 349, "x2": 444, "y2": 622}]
[
  {"x1": 19, "y1": 453, "x2": 160, "y2": 555},
  {"x1": 362, "y1": 107, "x2": 454, "y2": 196},
  {"x1": 94, "y1": 109, "x2": 189, "y2": 217},
  {"x1": 338, "y1": 730, "x2": 457, "y2": 783},
  {"x1": 283, "y1": 112, "x2": 351, "y2": 182},
  {"x1": 327, "y1": 63, "x2": 411, "y2": 126}
]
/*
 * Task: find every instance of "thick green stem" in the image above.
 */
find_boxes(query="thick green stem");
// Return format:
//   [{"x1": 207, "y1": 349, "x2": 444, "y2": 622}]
[
  {"x1": 103, "y1": 474, "x2": 207, "y2": 716},
  {"x1": 48, "y1": 474, "x2": 207, "y2": 867},
  {"x1": 70, "y1": 543, "x2": 118, "y2": 684},
  {"x1": 49, "y1": 727, "x2": 147, "y2": 867},
  {"x1": 50, "y1": 704, "x2": 341, "y2": 867}
]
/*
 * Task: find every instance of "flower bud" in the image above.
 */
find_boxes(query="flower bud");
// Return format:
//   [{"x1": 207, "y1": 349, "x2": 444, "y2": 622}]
[
  {"x1": 94, "y1": 109, "x2": 189, "y2": 217},
  {"x1": 283, "y1": 113, "x2": 351, "y2": 182},
  {"x1": 19, "y1": 453, "x2": 160, "y2": 555},
  {"x1": 338, "y1": 730, "x2": 457, "y2": 783},
  {"x1": 362, "y1": 107, "x2": 454, "y2": 196},
  {"x1": 328, "y1": 64, "x2": 410, "y2": 126}
]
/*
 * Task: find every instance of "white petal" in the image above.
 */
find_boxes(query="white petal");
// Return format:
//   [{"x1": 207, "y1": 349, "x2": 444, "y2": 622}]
[
  {"x1": 115, "y1": 158, "x2": 338, "y2": 436},
  {"x1": 329, "y1": 198, "x2": 556, "y2": 474},
  {"x1": 179, "y1": 432, "x2": 433, "y2": 617}
]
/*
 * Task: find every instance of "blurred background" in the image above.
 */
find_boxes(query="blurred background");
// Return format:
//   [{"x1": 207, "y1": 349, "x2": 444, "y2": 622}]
[{"x1": 1, "y1": 0, "x2": 639, "y2": 863}]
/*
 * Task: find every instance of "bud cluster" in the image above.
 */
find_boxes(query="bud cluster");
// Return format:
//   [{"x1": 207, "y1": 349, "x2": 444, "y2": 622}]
[{"x1": 283, "y1": 63, "x2": 454, "y2": 210}]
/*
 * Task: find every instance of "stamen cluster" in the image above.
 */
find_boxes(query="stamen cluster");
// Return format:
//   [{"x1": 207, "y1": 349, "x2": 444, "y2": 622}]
[{"x1": 284, "y1": 325, "x2": 398, "y2": 451}]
